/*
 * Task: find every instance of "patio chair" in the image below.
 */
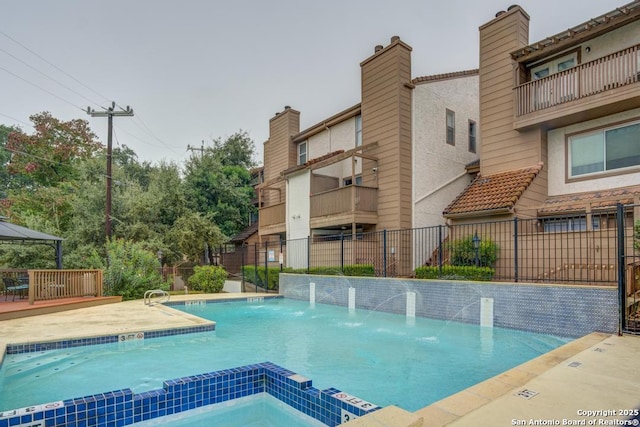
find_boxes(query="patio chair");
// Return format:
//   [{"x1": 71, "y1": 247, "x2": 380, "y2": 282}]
[{"x1": 3, "y1": 277, "x2": 28, "y2": 301}]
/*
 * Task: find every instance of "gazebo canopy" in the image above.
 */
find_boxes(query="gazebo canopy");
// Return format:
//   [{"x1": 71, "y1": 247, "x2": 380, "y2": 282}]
[
  {"x1": 0, "y1": 219, "x2": 64, "y2": 242},
  {"x1": 0, "y1": 217, "x2": 64, "y2": 268}
]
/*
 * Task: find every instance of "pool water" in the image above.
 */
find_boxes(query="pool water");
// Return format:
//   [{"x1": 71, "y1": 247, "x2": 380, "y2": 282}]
[
  {"x1": 0, "y1": 298, "x2": 570, "y2": 412},
  {"x1": 132, "y1": 394, "x2": 325, "y2": 427}
]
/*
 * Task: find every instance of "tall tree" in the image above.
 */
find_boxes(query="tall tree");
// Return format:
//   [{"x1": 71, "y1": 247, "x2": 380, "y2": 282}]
[
  {"x1": 183, "y1": 152, "x2": 254, "y2": 238},
  {"x1": 211, "y1": 130, "x2": 257, "y2": 168},
  {"x1": 6, "y1": 112, "x2": 101, "y2": 187},
  {"x1": 0, "y1": 124, "x2": 33, "y2": 198}
]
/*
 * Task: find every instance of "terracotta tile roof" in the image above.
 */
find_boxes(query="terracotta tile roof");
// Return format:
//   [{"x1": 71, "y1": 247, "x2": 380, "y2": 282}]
[
  {"x1": 539, "y1": 185, "x2": 640, "y2": 215},
  {"x1": 412, "y1": 69, "x2": 478, "y2": 85},
  {"x1": 443, "y1": 163, "x2": 543, "y2": 217}
]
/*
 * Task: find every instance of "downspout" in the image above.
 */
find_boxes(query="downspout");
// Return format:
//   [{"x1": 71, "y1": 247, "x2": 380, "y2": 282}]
[{"x1": 324, "y1": 122, "x2": 332, "y2": 152}]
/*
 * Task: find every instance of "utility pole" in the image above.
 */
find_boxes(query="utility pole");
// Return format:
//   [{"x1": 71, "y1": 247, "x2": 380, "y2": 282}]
[
  {"x1": 87, "y1": 102, "x2": 134, "y2": 241},
  {"x1": 187, "y1": 140, "x2": 205, "y2": 158}
]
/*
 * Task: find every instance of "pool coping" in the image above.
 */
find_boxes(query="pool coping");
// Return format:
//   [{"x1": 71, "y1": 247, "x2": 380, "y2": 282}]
[{"x1": 1, "y1": 293, "x2": 631, "y2": 427}]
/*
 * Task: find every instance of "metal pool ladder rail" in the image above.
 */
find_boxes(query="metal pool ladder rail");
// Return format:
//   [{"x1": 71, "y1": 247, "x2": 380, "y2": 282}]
[{"x1": 144, "y1": 289, "x2": 170, "y2": 306}]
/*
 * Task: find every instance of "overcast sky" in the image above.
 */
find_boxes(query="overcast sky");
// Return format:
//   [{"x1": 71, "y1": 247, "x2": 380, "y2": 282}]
[{"x1": 0, "y1": 0, "x2": 628, "y2": 166}]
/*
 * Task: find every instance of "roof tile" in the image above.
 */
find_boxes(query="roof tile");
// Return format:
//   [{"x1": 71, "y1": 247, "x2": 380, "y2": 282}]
[{"x1": 443, "y1": 163, "x2": 543, "y2": 217}]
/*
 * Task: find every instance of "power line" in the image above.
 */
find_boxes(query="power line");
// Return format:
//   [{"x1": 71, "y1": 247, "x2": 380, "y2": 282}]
[
  {"x1": 0, "y1": 65, "x2": 86, "y2": 113},
  {"x1": 0, "y1": 30, "x2": 112, "y2": 106},
  {"x1": 0, "y1": 112, "x2": 33, "y2": 128},
  {"x1": 0, "y1": 46, "x2": 105, "y2": 109}
]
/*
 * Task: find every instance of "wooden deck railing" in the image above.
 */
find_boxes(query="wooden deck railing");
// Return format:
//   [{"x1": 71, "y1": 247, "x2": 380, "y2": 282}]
[
  {"x1": 259, "y1": 202, "x2": 286, "y2": 228},
  {"x1": 28, "y1": 269, "x2": 104, "y2": 304},
  {"x1": 310, "y1": 185, "x2": 378, "y2": 218},
  {"x1": 515, "y1": 43, "x2": 640, "y2": 116}
]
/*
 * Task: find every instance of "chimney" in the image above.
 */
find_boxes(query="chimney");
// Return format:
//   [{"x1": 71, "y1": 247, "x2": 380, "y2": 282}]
[
  {"x1": 478, "y1": 6, "x2": 535, "y2": 175},
  {"x1": 264, "y1": 106, "x2": 300, "y2": 183}
]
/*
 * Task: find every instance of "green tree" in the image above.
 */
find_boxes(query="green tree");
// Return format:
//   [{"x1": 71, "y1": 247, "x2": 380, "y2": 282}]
[
  {"x1": 211, "y1": 130, "x2": 256, "y2": 168},
  {"x1": 170, "y1": 211, "x2": 225, "y2": 263},
  {"x1": 184, "y1": 148, "x2": 255, "y2": 237}
]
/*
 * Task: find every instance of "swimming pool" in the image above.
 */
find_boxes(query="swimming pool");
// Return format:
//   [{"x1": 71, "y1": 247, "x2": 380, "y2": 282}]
[{"x1": 0, "y1": 297, "x2": 569, "y2": 414}]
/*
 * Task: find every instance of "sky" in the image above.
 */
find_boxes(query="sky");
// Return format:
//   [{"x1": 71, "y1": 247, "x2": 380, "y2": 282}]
[{"x1": 0, "y1": 0, "x2": 629, "y2": 166}]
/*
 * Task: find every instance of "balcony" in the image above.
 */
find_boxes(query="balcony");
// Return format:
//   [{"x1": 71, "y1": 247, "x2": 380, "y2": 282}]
[
  {"x1": 259, "y1": 202, "x2": 285, "y2": 235},
  {"x1": 310, "y1": 185, "x2": 378, "y2": 229},
  {"x1": 514, "y1": 44, "x2": 640, "y2": 130}
]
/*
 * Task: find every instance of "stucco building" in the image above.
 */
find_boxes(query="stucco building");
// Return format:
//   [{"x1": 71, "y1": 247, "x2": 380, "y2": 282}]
[{"x1": 255, "y1": 37, "x2": 479, "y2": 270}]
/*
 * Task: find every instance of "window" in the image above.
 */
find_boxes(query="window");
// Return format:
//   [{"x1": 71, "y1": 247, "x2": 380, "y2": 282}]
[
  {"x1": 343, "y1": 175, "x2": 362, "y2": 186},
  {"x1": 355, "y1": 115, "x2": 362, "y2": 147},
  {"x1": 569, "y1": 121, "x2": 640, "y2": 177},
  {"x1": 542, "y1": 216, "x2": 600, "y2": 233},
  {"x1": 468, "y1": 120, "x2": 476, "y2": 153},
  {"x1": 298, "y1": 141, "x2": 307, "y2": 165},
  {"x1": 446, "y1": 109, "x2": 455, "y2": 145},
  {"x1": 531, "y1": 52, "x2": 578, "y2": 108},
  {"x1": 531, "y1": 53, "x2": 577, "y2": 80}
]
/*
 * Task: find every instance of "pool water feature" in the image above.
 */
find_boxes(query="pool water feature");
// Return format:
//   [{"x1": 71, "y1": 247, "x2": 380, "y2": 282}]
[{"x1": 0, "y1": 298, "x2": 570, "y2": 414}]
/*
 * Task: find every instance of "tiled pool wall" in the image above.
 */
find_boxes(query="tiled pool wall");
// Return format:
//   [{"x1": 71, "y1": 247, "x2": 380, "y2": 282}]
[
  {"x1": 0, "y1": 362, "x2": 378, "y2": 427},
  {"x1": 279, "y1": 274, "x2": 618, "y2": 337},
  {"x1": 4, "y1": 324, "x2": 215, "y2": 356}
]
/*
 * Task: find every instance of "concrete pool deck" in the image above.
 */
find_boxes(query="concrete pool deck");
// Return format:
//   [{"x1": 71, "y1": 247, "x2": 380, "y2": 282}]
[{"x1": 1, "y1": 292, "x2": 638, "y2": 426}]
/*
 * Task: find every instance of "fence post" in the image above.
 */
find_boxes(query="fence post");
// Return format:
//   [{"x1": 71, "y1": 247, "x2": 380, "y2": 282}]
[
  {"x1": 280, "y1": 239, "x2": 284, "y2": 272},
  {"x1": 438, "y1": 225, "x2": 443, "y2": 274},
  {"x1": 514, "y1": 217, "x2": 519, "y2": 283},
  {"x1": 307, "y1": 236, "x2": 311, "y2": 274},
  {"x1": 383, "y1": 229, "x2": 387, "y2": 278},
  {"x1": 241, "y1": 246, "x2": 245, "y2": 291},
  {"x1": 340, "y1": 232, "x2": 344, "y2": 273},
  {"x1": 254, "y1": 243, "x2": 258, "y2": 293},
  {"x1": 264, "y1": 240, "x2": 269, "y2": 294},
  {"x1": 617, "y1": 202, "x2": 626, "y2": 334}
]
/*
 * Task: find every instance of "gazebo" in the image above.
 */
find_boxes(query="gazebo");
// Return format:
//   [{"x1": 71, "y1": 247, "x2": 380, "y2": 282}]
[{"x1": 0, "y1": 217, "x2": 64, "y2": 268}]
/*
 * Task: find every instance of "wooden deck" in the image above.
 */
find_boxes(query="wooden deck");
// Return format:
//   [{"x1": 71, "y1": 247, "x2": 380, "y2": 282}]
[{"x1": 0, "y1": 296, "x2": 122, "y2": 321}]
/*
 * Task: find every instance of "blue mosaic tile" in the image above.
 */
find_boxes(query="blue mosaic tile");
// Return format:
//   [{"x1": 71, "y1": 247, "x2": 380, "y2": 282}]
[
  {"x1": 279, "y1": 274, "x2": 618, "y2": 337},
  {"x1": 0, "y1": 361, "x2": 376, "y2": 427}
]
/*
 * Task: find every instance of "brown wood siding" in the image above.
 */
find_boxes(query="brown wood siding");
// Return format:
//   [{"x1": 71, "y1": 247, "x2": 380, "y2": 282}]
[
  {"x1": 263, "y1": 109, "x2": 300, "y2": 209},
  {"x1": 361, "y1": 39, "x2": 412, "y2": 233},
  {"x1": 480, "y1": 7, "x2": 547, "y2": 177}
]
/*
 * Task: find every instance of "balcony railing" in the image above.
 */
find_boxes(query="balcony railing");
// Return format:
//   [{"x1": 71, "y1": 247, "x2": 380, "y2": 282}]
[
  {"x1": 259, "y1": 202, "x2": 286, "y2": 228},
  {"x1": 310, "y1": 185, "x2": 377, "y2": 218},
  {"x1": 515, "y1": 44, "x2": 640, "y2": 116}
]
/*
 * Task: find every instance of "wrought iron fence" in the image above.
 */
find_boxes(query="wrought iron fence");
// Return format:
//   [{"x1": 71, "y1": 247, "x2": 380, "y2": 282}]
[{"x1": 215, "y1": 204, "x2": 640, "y2": 333}]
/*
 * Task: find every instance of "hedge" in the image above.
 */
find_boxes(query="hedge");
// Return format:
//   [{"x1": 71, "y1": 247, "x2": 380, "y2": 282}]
[
  {"x1": 242, "y1": 264, "x2": 375, "y2": 290},
  {"x1": 415, "y1": 265, "x2": 495, "y2": 281}
]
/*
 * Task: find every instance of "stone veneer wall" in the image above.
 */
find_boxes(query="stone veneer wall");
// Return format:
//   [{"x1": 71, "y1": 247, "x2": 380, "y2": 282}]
[{"x1": 279, "y1": 274, "x2": 618, "y2": 337}]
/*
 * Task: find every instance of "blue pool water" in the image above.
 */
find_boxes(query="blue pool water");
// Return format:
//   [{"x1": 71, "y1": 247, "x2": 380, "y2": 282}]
[{"x1": 0, "y1": 298, "x2": 570, "y2": 413}]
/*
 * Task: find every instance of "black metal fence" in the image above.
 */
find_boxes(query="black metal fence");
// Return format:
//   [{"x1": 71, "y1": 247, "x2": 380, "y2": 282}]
[{"x1": 215, "y1": 204, "x2": 640, "y2": 333}]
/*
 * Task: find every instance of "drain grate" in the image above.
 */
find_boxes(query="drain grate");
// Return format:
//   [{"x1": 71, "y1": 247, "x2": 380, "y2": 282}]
[
  {"x1": 568, "y1": 361, "x2": 582, "y2": 368},
  {"x1": 515, "y1": 389, "x2": 539, "y2": 399},
  {"x1": 594, "y1": 347, "x2": 606, "y2": 352}
]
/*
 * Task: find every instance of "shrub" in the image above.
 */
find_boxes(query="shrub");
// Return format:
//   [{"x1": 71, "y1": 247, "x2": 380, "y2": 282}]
[
  {"x1": 103, "y1": 239, "x2": 170, "y2": 301},
  {"x1": 290, "y1": 264, "x2": 375, "y2": 277},
  {"x1": 449, "y1": 235, "x2": 498, "y2": 267},
  {"x1": 242, "y1": 266, "x2": 290, "y2": 291},
  {"x1": 188, "y1": 265, "x2": 227, "y2": 293},
  {"x1": 415, "y1": 265, "x2": 495, "y2": 281}
]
